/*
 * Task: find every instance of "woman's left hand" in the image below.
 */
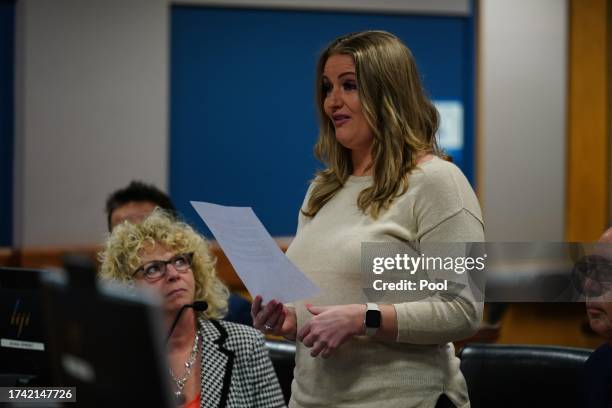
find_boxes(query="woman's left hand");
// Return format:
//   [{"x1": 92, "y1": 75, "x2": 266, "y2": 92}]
[{"x1": 297, "y1": 304, "x2": 365, "y2": 358}]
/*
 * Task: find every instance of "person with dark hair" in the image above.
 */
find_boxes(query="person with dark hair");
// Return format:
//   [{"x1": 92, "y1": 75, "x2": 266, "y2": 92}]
[
  {"x1": 105, "y1": 181, "x2": 253, "y2": 327},
  {"x1": 105, "y1": 181, "x2": 177, "y2": 231}
]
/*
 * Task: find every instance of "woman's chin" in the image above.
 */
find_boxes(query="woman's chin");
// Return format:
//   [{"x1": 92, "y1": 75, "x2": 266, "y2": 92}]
[
  {"x1": 164, "y1": 298, "x2": 191, "y2": 314},
  {"x1": 335, "y1": 134, "x2": 360, "y2": 150}
]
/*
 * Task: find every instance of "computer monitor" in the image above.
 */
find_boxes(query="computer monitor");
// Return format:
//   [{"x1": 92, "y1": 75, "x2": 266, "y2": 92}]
[
  {"x1": 0, "y1": 267, "x2": 51, "y2": 386},
  {"x1": 41, "y1": 257, "x2": 175, "y2": 407}
]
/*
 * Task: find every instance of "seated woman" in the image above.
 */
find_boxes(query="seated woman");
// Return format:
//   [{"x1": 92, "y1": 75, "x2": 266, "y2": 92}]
[{"x1": 99, "y1": 210, "x2": 285, "y2": 408}]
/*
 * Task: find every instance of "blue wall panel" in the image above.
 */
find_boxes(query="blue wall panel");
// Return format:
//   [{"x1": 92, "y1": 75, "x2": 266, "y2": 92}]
[
  {"x1": 170, "y1": 6, "x2": 475, "y2": 236},
  {"x1": 0, "y1": 0, "x2": 14, "y2": 246}
]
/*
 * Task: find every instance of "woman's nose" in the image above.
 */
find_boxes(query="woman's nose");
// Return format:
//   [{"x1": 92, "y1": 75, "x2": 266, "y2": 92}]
[
  {"x1": 584, "y1": 277, "x2": 601, "y2": 297},
  {"x1": 327, "y1": 87, "x2": 342, "y2": 109},
  {"x1": 165, "y1": 264, "x2": 180, "y2": 281}
]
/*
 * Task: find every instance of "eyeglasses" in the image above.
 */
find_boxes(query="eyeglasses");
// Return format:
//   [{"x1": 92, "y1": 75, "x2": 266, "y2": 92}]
[
  {"x1": 132, "y1": 253, "x2": 194, "y2": 281},
  {"x1": 572, "y1": 255, "x2": 612, "y2": 297}
]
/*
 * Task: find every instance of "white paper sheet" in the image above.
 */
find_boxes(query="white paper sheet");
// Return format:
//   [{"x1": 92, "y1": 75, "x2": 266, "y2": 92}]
[{"x1": 191, "y1": 201, "x2": 320, "y2": 303}]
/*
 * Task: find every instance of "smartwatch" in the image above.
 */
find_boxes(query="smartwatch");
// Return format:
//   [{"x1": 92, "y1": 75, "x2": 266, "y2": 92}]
[{"x1": 364, "y1": 303, "x2": 381, "y2": 336}]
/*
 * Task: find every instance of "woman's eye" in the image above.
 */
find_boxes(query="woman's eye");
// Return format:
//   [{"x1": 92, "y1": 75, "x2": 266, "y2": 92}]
[
  {"x1": 322, "y1": 82, "x2": 331, "y2": 94},
  {"x1": 343, "y1": 81, "x2": 357, "y2": 91},
  {"x1": 174, "y1": 257, "x2": 186, "y2": 267},
  {"x1": 145, "y1": 264, "x2": 161, "y2": 276}
]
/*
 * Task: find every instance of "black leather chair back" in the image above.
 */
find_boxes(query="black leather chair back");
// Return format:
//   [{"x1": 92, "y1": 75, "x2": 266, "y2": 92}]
[
  {"x1": 265, "y1": 340, "x2": 296, "y2": 404},
  {"x1": 459, "y1": 344, "x2": 592, "y2": 408}
]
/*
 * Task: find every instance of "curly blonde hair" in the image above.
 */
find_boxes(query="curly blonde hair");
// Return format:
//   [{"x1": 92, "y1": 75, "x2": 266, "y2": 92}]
[
  {"x1": 304, "y1": 30, "x2": 444, "y2": 219},
  {"x1": 98, "y1": 209, "x2": 228, "y2": 319}
]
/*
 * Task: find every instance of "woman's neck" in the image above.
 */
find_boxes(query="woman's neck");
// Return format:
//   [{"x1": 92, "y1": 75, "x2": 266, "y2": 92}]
[
  {"x1": 166, "y1": 308, "x2": 198, "y2": 351},
  {"x1": 351, "y1": 147, "x2": 373, "y2": 176},
  {"x1": 350, "y1": 150, "x2": 434, "y2": 177},
  {"x1": 417, "y1": 153, "x2": 434, "y2": 165}
]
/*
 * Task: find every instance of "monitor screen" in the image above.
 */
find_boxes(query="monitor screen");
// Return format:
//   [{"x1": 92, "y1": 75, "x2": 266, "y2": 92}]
[
  {"x1": 0, "y1": 267, "x2": 51, "y2": 386},
  {"x1": 41, "y1": 267, "x2": 175, "y2": 408}
]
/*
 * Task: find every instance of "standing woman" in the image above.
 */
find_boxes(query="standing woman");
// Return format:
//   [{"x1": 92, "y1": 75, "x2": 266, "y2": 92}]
[{"x1": 252, "y1": 31, "x2": 484, "y2": 408}]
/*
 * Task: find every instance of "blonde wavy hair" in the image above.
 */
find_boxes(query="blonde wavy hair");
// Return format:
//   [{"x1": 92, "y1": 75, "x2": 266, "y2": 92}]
[
  {"x1": 304, "y1": 30, "x2": 444, "y2": 219},
  {"x1": 98, "y1": 209, "x2": 228, "y2": 319}
]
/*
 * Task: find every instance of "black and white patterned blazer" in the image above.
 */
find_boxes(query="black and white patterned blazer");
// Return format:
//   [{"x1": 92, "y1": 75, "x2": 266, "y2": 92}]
[{"x1": 197, "y1": 318, "x2": 286, "y2": 408}]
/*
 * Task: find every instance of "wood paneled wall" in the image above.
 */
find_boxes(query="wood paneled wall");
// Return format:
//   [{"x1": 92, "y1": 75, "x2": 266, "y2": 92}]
[{"x1": 566, "y1": 0, "x2": 611, "y2": 241}]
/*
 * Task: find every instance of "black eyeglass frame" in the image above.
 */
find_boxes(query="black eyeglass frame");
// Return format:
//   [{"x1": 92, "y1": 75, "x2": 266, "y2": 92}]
[
  {"x1": 132, "y1": 252, "x2": 194, "y2": 280},
  {"x1": 571, "y1": 254, "x2": 612, "y2": 297}
]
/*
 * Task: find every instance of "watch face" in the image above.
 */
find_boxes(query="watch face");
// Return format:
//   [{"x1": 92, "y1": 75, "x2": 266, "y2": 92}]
[{"x1": 365, "y1": 309, "x2": 381, "y2": 328}]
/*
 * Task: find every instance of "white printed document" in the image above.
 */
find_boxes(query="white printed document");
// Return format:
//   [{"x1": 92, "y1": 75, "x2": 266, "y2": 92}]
[{"x1": 191, "y1": 201, "x2": 320, "y2": 303}]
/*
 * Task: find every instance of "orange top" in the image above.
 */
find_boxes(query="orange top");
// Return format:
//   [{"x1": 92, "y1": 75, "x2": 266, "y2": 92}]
[{"x1": 184, "y1": 393, "x2": 201, "y2": 408}]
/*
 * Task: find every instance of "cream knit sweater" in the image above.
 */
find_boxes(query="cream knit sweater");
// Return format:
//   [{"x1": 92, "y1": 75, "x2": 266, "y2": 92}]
[{"x1": 286, "y1": 157, "x2": 484, "y2": 408}]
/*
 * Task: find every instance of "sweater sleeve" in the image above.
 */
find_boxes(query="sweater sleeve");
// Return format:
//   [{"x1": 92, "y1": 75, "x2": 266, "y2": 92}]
[{"x1": 394, "y1": 208, "x2": 485, "y2": 344}]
